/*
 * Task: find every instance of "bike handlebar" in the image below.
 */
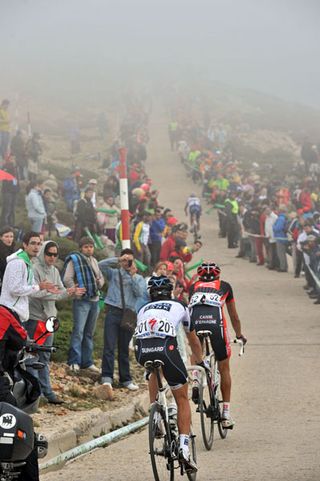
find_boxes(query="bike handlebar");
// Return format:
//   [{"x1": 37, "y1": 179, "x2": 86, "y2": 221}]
[
  {"x1": 25, "y1": 343, "x2": 57, "y2": 354},
  {"x1": 233, "y1": 338, "x2": 246, "y2": 356}
]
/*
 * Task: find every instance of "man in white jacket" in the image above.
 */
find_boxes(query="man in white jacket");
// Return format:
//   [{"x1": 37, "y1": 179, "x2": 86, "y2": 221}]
[
  {"x1": 0, "y1": 231, "x2": 57, "y2": 324},
  {"x1": 264, "y1": 206, "x2": 279, "y2": 270}
]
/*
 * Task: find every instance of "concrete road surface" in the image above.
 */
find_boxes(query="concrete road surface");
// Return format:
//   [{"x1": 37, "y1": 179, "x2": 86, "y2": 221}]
[{"x1": 42, "y1": 109, "x2": 320, "y2": 481}]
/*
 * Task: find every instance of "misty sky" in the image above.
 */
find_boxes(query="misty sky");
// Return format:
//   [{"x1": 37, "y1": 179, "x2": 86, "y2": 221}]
[{"x1": 1, "y1": 0, "x2": 319, "y2": 107}]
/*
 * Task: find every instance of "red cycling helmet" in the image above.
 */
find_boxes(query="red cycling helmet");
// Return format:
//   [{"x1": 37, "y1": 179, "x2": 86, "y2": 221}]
[{"x1": 197, "y1": 262, "x2": 221, "y2": 281}]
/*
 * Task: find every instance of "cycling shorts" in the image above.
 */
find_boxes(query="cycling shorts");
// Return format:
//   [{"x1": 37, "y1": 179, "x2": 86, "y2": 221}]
[
  {"x1": 190, "y1": 205, "x2": 201, "y2": 216},
  {"x1": 135, "y1": 337, "x2": 188, "y2": 390},
  {"x1": 190, "y1": 305, "x2": 230, "y2": 361}
]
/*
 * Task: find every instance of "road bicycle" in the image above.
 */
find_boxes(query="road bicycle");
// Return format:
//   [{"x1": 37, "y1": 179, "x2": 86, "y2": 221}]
[
  {"x1": 189, "y1": 331, "x2": 245, "y2": 450},
  {"x1": 189, "y1": 212, "x2": 201, "y2": 243},
  {"x1": 145, "y1": 360, "x2": 197, "y2": 481}
]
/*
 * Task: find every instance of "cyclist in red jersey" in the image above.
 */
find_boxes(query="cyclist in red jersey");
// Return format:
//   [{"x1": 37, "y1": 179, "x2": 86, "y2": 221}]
[{"x1": 188, "y1": 262, "x2": 247, "y2": 428}]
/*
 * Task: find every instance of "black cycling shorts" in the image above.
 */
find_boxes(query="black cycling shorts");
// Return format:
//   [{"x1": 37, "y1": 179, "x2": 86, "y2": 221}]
[
  {"x1": 190, "y1": 305, "x2": 230, "y2": 361},
  {"x1": 135, "y1": 337, "x2": 188, "y2": 389}
]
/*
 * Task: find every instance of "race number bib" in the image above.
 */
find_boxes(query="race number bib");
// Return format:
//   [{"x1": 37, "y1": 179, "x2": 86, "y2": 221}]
[
  {"x1": 189, "y1": 292, "x2": 222, "y2": 307},
  {"x1": 135, "y1": 317, "x2": 176, "y2": 339}
]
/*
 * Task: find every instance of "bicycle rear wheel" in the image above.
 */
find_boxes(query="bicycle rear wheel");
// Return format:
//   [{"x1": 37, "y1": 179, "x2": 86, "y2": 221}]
[
  {"x1": 149, "y1": 403, "x2": 174, "y2": 481},
  {"x1": 186, "y1": 431, "x2": 197, "y2": 481},
  {"x1": 199, "y1": 382, "x2": 214, "y2": 450}
]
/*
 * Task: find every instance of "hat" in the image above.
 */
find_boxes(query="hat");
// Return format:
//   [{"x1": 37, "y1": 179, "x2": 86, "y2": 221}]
[
  {"x1": 306, "y1": 235, "x2": 317, "y2": 242},
  {"x1": 176, "y1": 222, "x2": 188, "y2": 231},
  {"x1": 167, "y1": 216, "x2": 178, "y2": 226},
  {"x1": 89, "y1": 179, "x2": 98, "y2": 185}
]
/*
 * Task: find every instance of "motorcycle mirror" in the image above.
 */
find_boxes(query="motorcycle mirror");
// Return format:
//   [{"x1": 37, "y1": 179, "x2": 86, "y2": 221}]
[{"x1": 45, "y1": 316, "x2": 60, "y2": 333}]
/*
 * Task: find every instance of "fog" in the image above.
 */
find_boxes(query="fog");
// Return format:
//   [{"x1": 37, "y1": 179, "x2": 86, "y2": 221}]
[{"x1": 1, "y1": 0, "x2": 319, "y2": 108}]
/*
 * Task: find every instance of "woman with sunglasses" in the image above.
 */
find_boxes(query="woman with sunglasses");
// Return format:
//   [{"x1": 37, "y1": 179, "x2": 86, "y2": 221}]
[{"x1": 27, "y1": 240, "x2": 85, "y2": 404}]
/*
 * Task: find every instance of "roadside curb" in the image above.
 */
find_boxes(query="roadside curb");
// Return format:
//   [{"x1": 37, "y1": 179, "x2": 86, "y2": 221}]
[{"x1": 42, "y1": 390, "x2": 150, "y2": 463}]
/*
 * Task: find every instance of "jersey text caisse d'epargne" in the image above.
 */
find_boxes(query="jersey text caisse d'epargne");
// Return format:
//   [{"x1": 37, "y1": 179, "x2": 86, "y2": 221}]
[
  {"x1": 189, "y1": 279, "x2": 234, "y2": 319},
  {"x1": 189, "y1": 279, "x2": 234, "y2": 360},
  {"x1": 135, "y1": 299, "x2": 194, "y2": 339}
]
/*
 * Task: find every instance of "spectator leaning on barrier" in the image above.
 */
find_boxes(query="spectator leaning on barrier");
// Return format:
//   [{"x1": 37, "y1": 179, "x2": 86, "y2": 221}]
[
  {"x1": 99, "y1": 249, "x2": 145, "y2": 395},
  {"x1": 63, "y1": 236, "x2": 104, "y2": 372}
]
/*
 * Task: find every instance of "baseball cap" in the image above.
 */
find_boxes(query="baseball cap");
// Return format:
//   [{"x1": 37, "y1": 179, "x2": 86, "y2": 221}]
[{"x1": 89, "y1": 179, "x2": 98, "y2": 184}]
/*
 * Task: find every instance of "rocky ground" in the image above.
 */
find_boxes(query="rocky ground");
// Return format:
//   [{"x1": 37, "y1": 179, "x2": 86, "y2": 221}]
[{"x1": 33, "y1": 359, "x2": 146, "y2": 431}]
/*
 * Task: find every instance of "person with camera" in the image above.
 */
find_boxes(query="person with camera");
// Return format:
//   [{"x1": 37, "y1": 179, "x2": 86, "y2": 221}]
[{"x1": 99, "y1": 249, "x2": 145, "y2": 396}]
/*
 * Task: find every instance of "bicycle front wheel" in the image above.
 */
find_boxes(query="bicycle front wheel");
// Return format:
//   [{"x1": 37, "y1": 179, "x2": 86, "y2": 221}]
[
  {"x1": 149, "y1": 403, "x2": 174, "y2": 481},
  {"x1": 199, "y1": 382, "x2": 214, "y2": 450}
]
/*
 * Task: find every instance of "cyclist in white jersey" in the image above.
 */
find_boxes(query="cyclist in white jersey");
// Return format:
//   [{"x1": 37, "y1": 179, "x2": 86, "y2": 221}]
[
  {"x1": 135, "y1": 276, "x2": 203, "y2": 472},
  {"x1": 184, "y1": 193, "x2": 202, "y2": 231}
]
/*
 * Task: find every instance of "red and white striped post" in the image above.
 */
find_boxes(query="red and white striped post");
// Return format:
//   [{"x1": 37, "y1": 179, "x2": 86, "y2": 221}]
[{"x1": 119, "y1": 147, "x2": 131, "y2": 249}]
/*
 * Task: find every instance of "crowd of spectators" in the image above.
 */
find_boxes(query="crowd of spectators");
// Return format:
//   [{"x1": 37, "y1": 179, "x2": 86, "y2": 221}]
[
  {"x1": 0, "y1": 97, "x2": 204, "y2": 404},
  {"x1": 169, "y1": 112, "x2": 320, "y2": 305},
  {"x1": 1, "y1": 92, "x2": 319, "y2": 410}
]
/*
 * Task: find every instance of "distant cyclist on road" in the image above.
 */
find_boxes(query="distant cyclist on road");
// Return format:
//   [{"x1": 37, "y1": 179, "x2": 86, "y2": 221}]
[
  {"x1": 135, "y1": 276, "x2": 203, "y2": 472},
  {"x1": 188, "y1": 262, "x2": 247, "y2": 429},
  {"x1": 184, "y1": 193, "x2": 202, "y2": 233}
]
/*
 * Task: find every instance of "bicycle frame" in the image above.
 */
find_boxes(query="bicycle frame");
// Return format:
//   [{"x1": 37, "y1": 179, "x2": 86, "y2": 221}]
[
  {"x1": 153, "y1": 362, "x2": 169, "y2": 424},
  {"x1": 145, "y1": 360, "x2": 197, "y2": 479}
]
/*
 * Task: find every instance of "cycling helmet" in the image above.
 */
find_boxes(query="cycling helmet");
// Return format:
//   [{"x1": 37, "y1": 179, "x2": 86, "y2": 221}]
[
  {"x1": 197, "y1": 262, "x2": 221, "y2": 281},
  {"x1": 148, "y1": 275, "x2": 173, "y2": 301}
]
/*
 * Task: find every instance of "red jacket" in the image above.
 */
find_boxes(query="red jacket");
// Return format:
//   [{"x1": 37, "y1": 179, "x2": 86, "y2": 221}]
[
  {"x1": 160, "y1": 236, "x2": 176, "y2": 261},
  {"x1": 299, "y1": 191, "x2": 313, "y2": 213}
]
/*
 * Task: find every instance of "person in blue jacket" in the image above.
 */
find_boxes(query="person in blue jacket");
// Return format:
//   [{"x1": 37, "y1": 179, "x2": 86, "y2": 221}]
[{"x1": 273, "y1": 205, "x2": 288, "y2": 272}]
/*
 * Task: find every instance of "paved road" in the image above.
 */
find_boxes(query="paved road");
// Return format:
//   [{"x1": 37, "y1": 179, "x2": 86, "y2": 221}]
[{"x1": 42, "y1": 109, "x2": 320, "y2": 481}]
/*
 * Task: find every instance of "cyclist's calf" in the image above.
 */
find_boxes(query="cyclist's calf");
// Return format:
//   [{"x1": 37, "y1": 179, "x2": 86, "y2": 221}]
[{"x1": 218, "y1": 358, "x2": 232, "y2": 402}]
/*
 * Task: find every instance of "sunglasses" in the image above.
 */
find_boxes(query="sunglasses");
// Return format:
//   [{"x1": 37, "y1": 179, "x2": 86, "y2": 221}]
[{"x1": 45, "y1": 252, "x2": 58, "y2": 257}]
